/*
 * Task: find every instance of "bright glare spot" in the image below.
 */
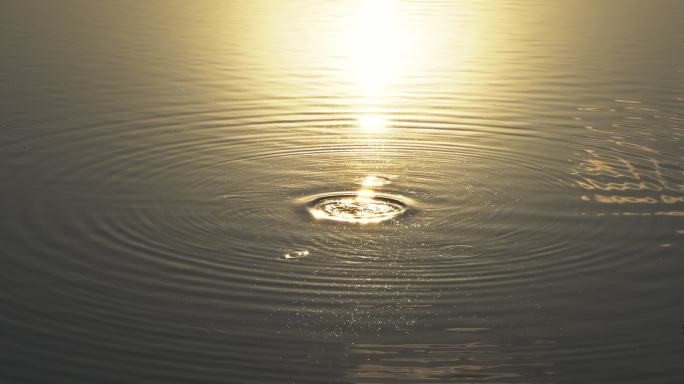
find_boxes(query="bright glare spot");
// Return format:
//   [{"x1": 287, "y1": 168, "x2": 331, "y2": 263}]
[
  {"x1": 356, "y1": 189, "x2": 376, "y2": 199},
  {"x1": 357, "y1": 115, "x2": 389, "y2": 133},
  {"x1": 359, "y1": 175, "x2": 391, "y2": 187},
  {"x1": 349, "y1": 0, "x2": 402, "y2": 97},
  {"x1": 311, "y1": 210, "x2": 326, "y2": 220}
]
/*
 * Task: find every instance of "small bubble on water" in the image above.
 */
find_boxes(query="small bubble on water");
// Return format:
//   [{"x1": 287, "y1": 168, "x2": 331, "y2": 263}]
[{"x1": 281, "y1": 249, "x2": 310, "y2": 260}]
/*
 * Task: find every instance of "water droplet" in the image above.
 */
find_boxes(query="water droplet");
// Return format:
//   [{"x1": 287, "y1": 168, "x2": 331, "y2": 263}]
[
  {"x1": 281, "y1": 249, "x2": 310, "y2": 260},
  {"x1": 357, "y1": 175, "x2": 391, "y2": 187}
]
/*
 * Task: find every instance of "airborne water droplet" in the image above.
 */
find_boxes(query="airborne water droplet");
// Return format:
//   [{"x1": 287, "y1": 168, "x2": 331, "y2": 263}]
[{"x1": 357, "y1": 175, "x2": 391, "y2": 187}]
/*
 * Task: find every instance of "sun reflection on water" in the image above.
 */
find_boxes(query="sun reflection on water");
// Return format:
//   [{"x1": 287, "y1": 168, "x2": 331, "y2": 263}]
[
  {"x1": 347, "y1": 0, "x2": 403, "y2": 98},
  {"x1": 357, "y1": 115, "x2": 389, "y2": 134},
  {"x1": 345, "y1": 0, "x2": 403, "y2": 135}
]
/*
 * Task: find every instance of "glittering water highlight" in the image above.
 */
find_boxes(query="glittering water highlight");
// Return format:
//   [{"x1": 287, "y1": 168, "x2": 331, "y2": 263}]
[
  {"x1": 281, "y1": 249, "x2": 310, "y2": 260},
  {"x1": 357, "y1": 175, "x2": 392, "y2": 187},
  {"x1": 306, "y1": 191, "x2": 408, "y2": 224}
]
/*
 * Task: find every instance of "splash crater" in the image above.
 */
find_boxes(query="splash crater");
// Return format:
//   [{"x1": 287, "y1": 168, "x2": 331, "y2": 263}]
[{"x1": 306, "y1": 192, "x2": 408, "y2": 224}]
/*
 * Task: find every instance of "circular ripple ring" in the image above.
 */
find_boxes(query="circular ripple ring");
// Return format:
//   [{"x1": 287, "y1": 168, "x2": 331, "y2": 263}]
[{"x1": 306, "y1": 192, "x2": 408, "y2": 224}]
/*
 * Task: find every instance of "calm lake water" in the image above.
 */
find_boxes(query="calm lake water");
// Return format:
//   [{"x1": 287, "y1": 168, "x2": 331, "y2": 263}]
[{"x1": 1, "y1": 1, "x2": 683, "y2": 383}]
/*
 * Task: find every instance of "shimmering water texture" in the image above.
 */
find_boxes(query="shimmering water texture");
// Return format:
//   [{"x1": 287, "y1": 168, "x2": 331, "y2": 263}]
[{"x1": 1, "y1": 1, "x2": 683, "y2": 383}]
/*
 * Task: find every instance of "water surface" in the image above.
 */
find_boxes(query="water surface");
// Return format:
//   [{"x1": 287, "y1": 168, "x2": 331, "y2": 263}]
[{"x1": 1, "y1": 1, "x2": 683, "y2": 383}]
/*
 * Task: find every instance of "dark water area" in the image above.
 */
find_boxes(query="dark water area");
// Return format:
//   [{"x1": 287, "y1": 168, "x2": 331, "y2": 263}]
[{"x1": 1, "y1": 1, "x2": 683, "y2": 383}]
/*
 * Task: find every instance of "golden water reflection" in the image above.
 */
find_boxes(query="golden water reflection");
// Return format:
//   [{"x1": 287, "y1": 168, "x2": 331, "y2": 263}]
[
  {"x1": 345, "y1": 0, "x2": 404, "y2": 99},
  {"x1": 574, "y1": 97, "x2": 684, "y2": 217},
  {"x1": 358, "y1": 175, "x2": 392, "y2": 187},
  {"x1": 357, "y1": 115, "x2": 389, "y2": 134},
  {"x1": 346, "y1": 342, "x2": 554, "y2": 381},
  {"x1": 307, "y1": 189, "x2": 407, "y2": 224},
  {"x1": 347, "y1": 0, "x2": 400, "y2": 135}
]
